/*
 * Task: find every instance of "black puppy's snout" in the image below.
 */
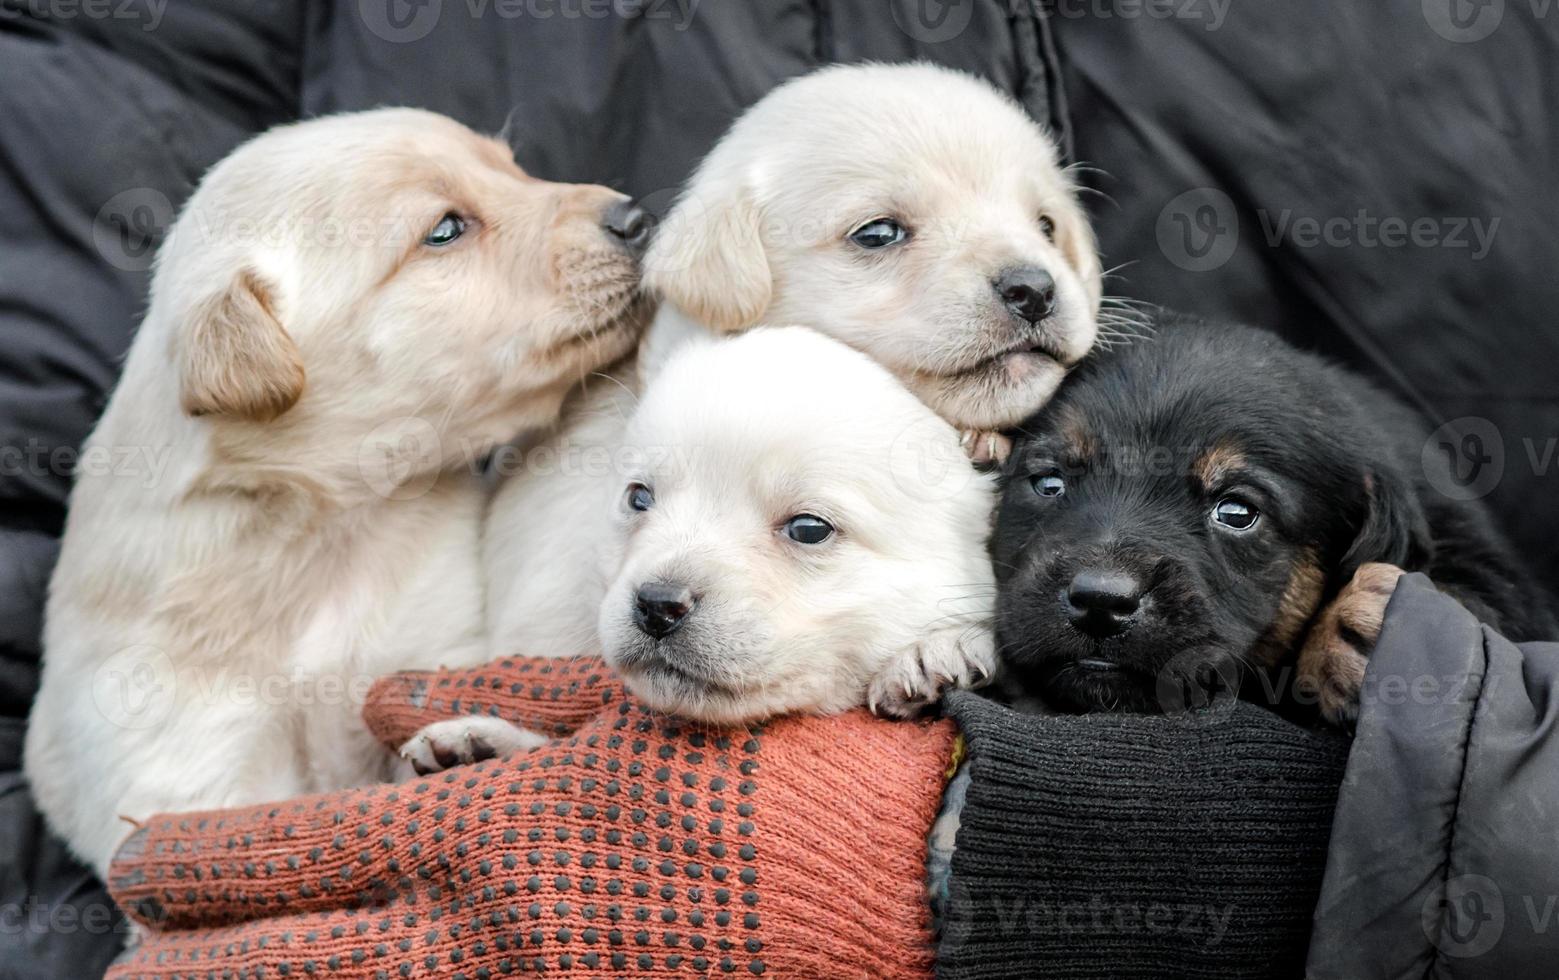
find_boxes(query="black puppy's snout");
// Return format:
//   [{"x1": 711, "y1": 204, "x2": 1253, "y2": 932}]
[
  {"x1": 603, "y1": 199, "x2": 654, "y2": 253},
  {"x1": 994, "y1": 266, "x2": 1057, "y2": 324},
  {"x1": 1065, "y1": 568, "x2": 1143, "y2": 638},
  {"x1": 634, "y1": 582, "x2": 694, "y2": 639}
]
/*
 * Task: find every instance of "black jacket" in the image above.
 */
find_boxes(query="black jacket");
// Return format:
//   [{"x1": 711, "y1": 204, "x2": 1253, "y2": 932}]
[
  {"x1": 2, "y1": 3, "x2": 1556, "y2": 977},
  {"x1": 1309, "y1": 574, "x2": 1559, "y2": 978}
]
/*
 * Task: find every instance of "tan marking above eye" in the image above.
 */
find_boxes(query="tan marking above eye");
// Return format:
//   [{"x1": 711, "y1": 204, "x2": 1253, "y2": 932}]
[
  {"x1": 1194, "y1": 442, "x2": 1247, "y2": 490},
  {"x1": 1055, "y1": 408, "x2": 1096, "y2": 461}
]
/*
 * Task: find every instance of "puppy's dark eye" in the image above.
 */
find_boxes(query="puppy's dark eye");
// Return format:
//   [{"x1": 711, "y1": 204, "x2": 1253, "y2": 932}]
[
  {"x1": 626, "y1": 483, "x2": 654, "y2": 512},
  {"x1": 424, "y1": 213, "x2": 466, "y2": 247},
  {"x1": 1212, "y1": 497, "x2": 1259, "y2": 531},
  {"x1": 1038, "y1": 213, "x2": 1056, "y2": 239},
  {"x1": 1030, "y1": 473, "x2": 1066, "y2": 498},
  {"x1": 783, "y1": 514, "x2": 834, "y2": 544},
  {"x1": 848, "y1": 218, "x2": 908, "y2": 250}
]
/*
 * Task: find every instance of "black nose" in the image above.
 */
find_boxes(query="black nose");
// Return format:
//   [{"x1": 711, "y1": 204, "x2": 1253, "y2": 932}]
[
  {"x1": 1065, "y1": 569, "x2": 1142, "y2": 638},
  {"x1": 994, "y1": 266, "x2": 1056, "y2": 324},
  {"x1": 604, "y1": 199, "x2": 653, "y2": 253},
  {"x1": 634, "y1": 582, "x2": 694, "y2": 639}
]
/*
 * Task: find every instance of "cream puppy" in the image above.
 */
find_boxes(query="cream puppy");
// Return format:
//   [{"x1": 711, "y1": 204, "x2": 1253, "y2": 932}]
[
  {"x1": 406, "y1": 327, "x2": 994, "y2": 764},
  {"x1": 485, "y1": 62, "x2": 1100, "y2": 676},
  {"x1": 25, "y1": 108, "x2": 650, "y2": 876},
  {"x1": 647, "y1": 62, "x2": 1102, "y2": 435}
]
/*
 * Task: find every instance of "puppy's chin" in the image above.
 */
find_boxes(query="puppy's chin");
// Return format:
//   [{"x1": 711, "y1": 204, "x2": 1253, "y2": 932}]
[
  {"x1": 906, "y1": 300, "x2": 1095, "y2": 430},
  {"x1": 604, "y1": 625, "x2": 863, "y2": 726},
  {"x1": 912, "y1": 351, "x2": 1069, "y2": 431},
  {"x1": 1029, "y1": 657, "x2": 1162, "y2": 714},
  {"x1": 1009, "y1": 641, "x2": 1244, "y2": 716},
  {"x1": 619, "y1": 669, "x2": 767, "y2": 727},
  {"x1": 604, "y1": 632, "x2": 764, "y2": 726}
]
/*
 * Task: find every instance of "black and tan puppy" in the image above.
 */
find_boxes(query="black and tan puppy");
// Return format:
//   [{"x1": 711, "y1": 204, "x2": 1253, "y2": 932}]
[{"x1": 992, "y1": 316, "x2": 1555, "y2": 724}]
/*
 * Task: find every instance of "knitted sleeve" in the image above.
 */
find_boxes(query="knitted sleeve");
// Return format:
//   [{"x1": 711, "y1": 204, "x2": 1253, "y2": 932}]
[
  {"x1": 108, "y1": 695, "x2": 959, "y2": 980},
  {"x1": 936, "y1": 692, "x2": 1350, "y2": 979},
  {"x1": 363, "y1": 655, "x2": 622, "y2": 749}
]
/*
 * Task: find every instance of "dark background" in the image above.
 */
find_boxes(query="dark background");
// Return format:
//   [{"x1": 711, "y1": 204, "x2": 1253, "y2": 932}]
[{"x1": 2, "y1": 1, "x2": 1555, "y2": 975}]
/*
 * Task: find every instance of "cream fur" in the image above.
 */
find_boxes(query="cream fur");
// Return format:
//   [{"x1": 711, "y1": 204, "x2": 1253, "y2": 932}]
[
  {"x1": 645, "y1": 61, "x2": 1102, "y2": 431},
  {"x1": 25, "y1": 108, "x2": 649, "y2": 875},
  {"x1": 486, "y1": 63, "x2": 1098, "y2": 671}
]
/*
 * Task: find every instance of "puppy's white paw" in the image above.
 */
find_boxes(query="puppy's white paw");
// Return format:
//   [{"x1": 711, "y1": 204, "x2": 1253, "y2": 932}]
[
  {"x1": 397, "y1": 717, "x2": 548, "y2": 776},
  {"x1": 868, "y1": 625, "x2": 997, "y2": 719},
  {"x1": 960, "y1": 429, "x2": 1013, "y2": 467}
]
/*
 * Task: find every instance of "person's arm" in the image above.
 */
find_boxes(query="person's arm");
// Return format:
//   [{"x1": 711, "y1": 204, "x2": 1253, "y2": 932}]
[
  {"x1": 107, "y1": 672, "x2": 957, "y2": 979},
  {"x1": 937, "y1": 692, "x2": 1350, "y2": 979},
  {"x1": 1308, "y1": 573, "x2": 1559, "y2": 978}
]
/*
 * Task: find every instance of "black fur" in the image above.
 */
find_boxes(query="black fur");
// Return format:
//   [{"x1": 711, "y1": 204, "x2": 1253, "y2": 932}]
[{"x1": 991, "y1": 314, "x2": 1555, "y2": 715}]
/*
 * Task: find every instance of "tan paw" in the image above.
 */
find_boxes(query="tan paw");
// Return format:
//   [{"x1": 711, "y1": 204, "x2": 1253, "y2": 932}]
[
  {"x1": 868, "y1": 624, "x2": 996, "y2": 718},
  {"x1": 1297, "y1": 562, "x2": 1406, "y2": 727},
  {"x1": 960, "y1": 429, "x2": 1013, "y2": 467}
]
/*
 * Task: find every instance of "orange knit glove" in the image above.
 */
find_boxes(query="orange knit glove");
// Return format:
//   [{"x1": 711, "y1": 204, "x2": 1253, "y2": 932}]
[{"x1": 107, "y1": 656, "x2": 957, "y2": 979}]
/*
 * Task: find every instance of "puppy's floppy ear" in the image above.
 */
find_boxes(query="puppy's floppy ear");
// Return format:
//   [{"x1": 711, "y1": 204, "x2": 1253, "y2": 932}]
[
  {"x1": 643, "y1": 179, "x2": 771, "y2": 333},
  {"x1": 1339, "y1": 467, "x2": 1433, "y2": 580},
  {"x1": 179, "y1": 268, "x2": 305, "y2": 422}
]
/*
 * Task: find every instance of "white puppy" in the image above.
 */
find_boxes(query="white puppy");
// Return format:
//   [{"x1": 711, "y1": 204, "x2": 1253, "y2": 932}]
[
  {"x1": 600, "y1": 328, "x2": 996, "y2": 722},
  {"x1": 25, "y1": 109, "x2": 650, "y2": 875},
  {"x1": 485, "y1": 62, "x2": 1100, "y2": 679},
  {"x1": 407, "y1": 327, "x2": 995, "y2": 763}
]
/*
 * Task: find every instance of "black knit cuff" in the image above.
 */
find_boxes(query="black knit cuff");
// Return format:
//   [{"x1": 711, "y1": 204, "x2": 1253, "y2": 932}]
[{"x1": 937, "y1": 693, "x2": 1351, "y2": 979}]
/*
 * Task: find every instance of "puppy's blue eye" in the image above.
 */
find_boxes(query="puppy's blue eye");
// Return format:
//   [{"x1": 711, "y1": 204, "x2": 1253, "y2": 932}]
[
  {"x1": 783, "y1": 514, "x2": 834, "y2": 545},
  {"x1": 1030, "y1": 474, "x2": 1066, "y2": 498},
  {"x1": 1213, "y1": 497, "x2": 1259, "y2": 531},
  {"x1": 626, "y1": 483, "x2": 654, "y2": 512},
  {"x1": 848, "y1": 218, "x2": 907, "y2": 250},
  {"x1": 424, "y1": 213, "x2": 465, "y2": 247}
]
